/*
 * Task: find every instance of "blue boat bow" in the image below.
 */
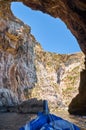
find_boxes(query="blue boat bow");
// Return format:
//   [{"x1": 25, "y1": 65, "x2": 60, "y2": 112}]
[{"x1": 19, "y1": 100, "x2": 80, "y2": 130}]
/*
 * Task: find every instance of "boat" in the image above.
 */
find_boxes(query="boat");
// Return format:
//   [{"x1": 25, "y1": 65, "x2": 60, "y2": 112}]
[{"x1": 19, "y1": 100, "x2": 80, "y2": 130}]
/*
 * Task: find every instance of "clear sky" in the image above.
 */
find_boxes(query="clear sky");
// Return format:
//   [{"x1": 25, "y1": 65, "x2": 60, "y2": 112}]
[{"x1": 11, "y1": 2, "x2": 81, "y2": 54}]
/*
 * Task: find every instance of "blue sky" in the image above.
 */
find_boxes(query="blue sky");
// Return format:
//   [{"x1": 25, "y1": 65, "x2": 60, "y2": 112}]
[{"x1": 11, "y1": 2, "x2": 81, "y2": 54}]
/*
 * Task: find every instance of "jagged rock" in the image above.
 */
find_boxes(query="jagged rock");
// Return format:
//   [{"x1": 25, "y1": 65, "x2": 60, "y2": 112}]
[
  {"x1": 31, "y1": 51, "x2": 84, "y2": 108},
  {"x1": 0, "y1": 106, "x2": 8, "y2": 113},
  {"x1": 68, "y1": 70, "x2": 86, "y2": 115},
  {"x1": 0, "y1": 0, "x2": 86, "y2": 115},
  {"x1": 7, "y1": 106, "x2": 18, "y2": 112},
  {"x1": 0, "y1": 88, "x2": 19, "y2": 106},
  {"x1": 18, "y1": 98, "x2": 43, "y2": 113},
  {"x1": 22, "y1": 0, "x2": 86, "y2": 55},
  {"x1": 0, "y1": 2, "x2": 37, "y2": 106}
]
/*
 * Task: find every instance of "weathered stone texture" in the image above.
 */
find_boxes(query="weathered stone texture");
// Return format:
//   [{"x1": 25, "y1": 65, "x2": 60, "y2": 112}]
[
  {"x1": 69, "y1": 70, "x2": 86, "y2": 115},
  {"x1": 32, "y1": 47, "x2": 84, "y2": 109},
  {"x1": 0, "y1": 0, "x2": 86, "y2": 115},
  {"x1": 1, "y1": 0, "x2": 86, "y2": 53},
  {"x1": 22, "y1": 0, "x2": 86, "y2": 55},
  {"x1": 0, "y1": 3, "x2": 37, "y2": 106},
  {"x1": 21, "y1": 0, "x2": 86, "y2": 115}
]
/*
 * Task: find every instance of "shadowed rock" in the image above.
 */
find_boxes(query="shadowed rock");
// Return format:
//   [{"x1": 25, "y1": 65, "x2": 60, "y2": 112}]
[
  {"x1": 68, "y1": 70, "x2": 86, "y2": 115},
  {"x1": 18, "y1": 98, "x2": 43, "y2": 114},
  {"x1": 0, "y1": 0, "x2": 86, "y2": 116}
]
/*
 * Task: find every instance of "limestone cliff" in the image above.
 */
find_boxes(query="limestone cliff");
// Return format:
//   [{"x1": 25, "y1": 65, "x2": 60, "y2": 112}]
[
  {"x1": 0, "y1": 7, "x2": 84, "y2": 108},
  {"x1": 0, "y1": 1, "x2": 86, "y2": 115},
  {"x1": 32, "y1": 45, "x2": 84, "y2": 109},
  {"x1": 0, "y1": 3, "x2": 37, "y2": 106}
]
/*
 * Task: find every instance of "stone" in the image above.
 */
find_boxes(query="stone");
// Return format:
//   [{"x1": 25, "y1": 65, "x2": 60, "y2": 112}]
[
  {"x1": 22, "y1": 0, "x2": 86, "y2": 54},
  {"x1": 0, "y1": 0, "x2": 86, "y2": 115},
  {"x1": 18, "y1": 98, "x2": 43, "y2": 113},
  {"x1": 68, "y1": 70, "x2": 86, "y2": 115},
  {"x1": 0, "y1": 106, "x2": 7, "y2": 113},
  {"x1": 0, "y1": 88, "x2": 19, "y2": 106}
]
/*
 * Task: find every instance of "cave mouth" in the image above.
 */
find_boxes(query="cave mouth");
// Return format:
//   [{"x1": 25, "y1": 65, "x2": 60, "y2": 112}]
[{"x1": 11, "y1": 2, "x2": 81, "y2": 54}]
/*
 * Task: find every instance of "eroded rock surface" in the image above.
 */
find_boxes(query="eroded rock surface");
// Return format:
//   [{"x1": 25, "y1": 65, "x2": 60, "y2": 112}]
[
  {"x1": 22, "y1": 0, "x2": 86, "y2": 55},
  {"x1": 69, "y1": 70, "x2": 86, "y2": 115},
  {"x1": 0, "y1": 2, "x2": 37, "y2": 106},
  {"x1": 0, "y1": 0, "x2": 86, "y2": 115}
]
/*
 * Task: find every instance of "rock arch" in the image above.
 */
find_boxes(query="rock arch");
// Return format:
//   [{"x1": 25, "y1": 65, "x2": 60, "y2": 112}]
[{"x1": 0, "y1": 0, "x2": 86, "y2": 115}]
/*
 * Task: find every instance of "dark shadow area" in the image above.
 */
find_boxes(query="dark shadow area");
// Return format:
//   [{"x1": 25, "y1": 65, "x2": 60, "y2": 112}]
[
  {"x1": 0, "y1": 112, "x2": 35, "y2": 130},
  {"x1": 0, "y1": 98, "x2": 43, "y2": 114},
  {"x1": 68, "y1": 69, "x2": 86, "y2": 116},
  {"x1": 0, "y1": 98, "x2": 43, "y2": 130},
  {"x1": 18, "y1": 98, "x2": 43, "y2": 114}
]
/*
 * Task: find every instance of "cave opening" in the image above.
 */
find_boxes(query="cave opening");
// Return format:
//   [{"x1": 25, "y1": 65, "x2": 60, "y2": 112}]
[
  {"x1": 0, "y1": 0, "x2": 85, "y2": 117},
  {"x1": 11, "y1": 2, "x2": 81, "y2": 54}
]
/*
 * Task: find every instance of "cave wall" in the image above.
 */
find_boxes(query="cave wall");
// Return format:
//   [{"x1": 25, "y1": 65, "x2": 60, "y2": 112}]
[
  {"x1": 21, "y1": 0, "x2": 86, "y2": 115},
  {"x1": 22, "y1": 0, "x2": 86, "y2": 55},
  {"x1": 1, "y1": 0, "x2": 86, "y2": 54},
  {"x1": 0, "y1": 0, "x2": 86, "y2": 115},
  {"x1": 0, "y1": 2, "x2": 37, "y2": 106}
]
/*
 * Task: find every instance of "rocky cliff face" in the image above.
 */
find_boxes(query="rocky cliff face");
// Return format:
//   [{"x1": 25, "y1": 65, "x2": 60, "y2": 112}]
[
  {"x1": 22, "y1": 0, "x2": 86, "y2": 55},
  {"x1": 0, "y1": 6, "x2": 84, "y2": 109},
  {"x1": 0, "y1": 3, "x2": 37, "y2": 106},
  {"x1": 0, "y1": 40, "x2": 84, "y2": 110},
  {"x1": 31, "y1": 46, "x2": 84, "y2": 109},
  {"x1": 0, "y1": 0, "x2": 86, "y2": 115}
]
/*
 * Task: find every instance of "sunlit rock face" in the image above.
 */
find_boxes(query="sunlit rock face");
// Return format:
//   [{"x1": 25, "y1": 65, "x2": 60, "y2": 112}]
[
  {"x1": 0, "y1": 2, "x2": 37, "y2": 106},
  {"x1": 0, "y1": 2, "x2": 84, "y2": 108},
  {"x1": 0, "y1": 0, "x2": 86, "y2": 115},
  {"x1": 32, "y1": 46, "x2": 84, "y2": 110},
  {"x1": 20, "y1": 0, "x2": 86, "y2": 115}
]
